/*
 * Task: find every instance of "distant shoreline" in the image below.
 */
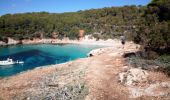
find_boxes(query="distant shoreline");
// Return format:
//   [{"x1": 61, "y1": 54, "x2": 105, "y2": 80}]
[{"x1": 0, "y1": 37, "x2": 120, "y2": 47}]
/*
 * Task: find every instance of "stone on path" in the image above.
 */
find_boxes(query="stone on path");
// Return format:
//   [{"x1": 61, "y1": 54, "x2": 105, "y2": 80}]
[{"x1": 119, "y1": 68, "x2": 149, "y2": 86}]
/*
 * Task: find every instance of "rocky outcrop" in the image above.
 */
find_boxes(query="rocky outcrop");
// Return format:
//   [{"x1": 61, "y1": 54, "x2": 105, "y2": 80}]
[
  {"x1": 87, "y1": 48, "x2": 112, "y2": 57},
  {"x1": 119, "y1": 68, "x2": 170, "y2": 98},
  {"x1": 119, "y1": 68, "x2": 149, "y2": 86},
  {"x1": 7, "y1": 38, "x2": 19, "y2": 45},
  {"x1": 129, "y1": 81, "x2": 170, "y2": 98},
  {"x1": 87, "y1": 48, "x2": 103, "y2": 57}
]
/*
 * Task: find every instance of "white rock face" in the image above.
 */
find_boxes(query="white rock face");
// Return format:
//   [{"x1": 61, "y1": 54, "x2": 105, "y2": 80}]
[
  {"x1": 0, "y1": 41, "x2": 6, "y2": 46},
  {"x1": 119, "y1": 68, "x2": 149, "y2": 86},
  {"x1": 7, "y1": 38, "x2": 19, "y2": 45}
]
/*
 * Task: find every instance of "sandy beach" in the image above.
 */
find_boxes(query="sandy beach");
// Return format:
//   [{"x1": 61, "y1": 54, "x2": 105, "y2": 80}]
[{"x1": 0, "y1": 36, "x2": 121, "y2": 47}]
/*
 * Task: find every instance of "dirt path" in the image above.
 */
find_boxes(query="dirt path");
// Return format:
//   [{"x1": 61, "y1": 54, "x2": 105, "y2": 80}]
[
  {"x1": 85, "y1": 55, "x2": 128, "y2": 100},
  {"x1": 84, "y1": 45, "x2": 134, "y2": 100},
  {"x1": 84, "y1": 44, "x2": 170, "y2": 100}
]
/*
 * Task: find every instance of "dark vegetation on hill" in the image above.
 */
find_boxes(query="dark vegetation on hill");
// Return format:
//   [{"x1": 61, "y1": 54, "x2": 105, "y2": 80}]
[
  {"x1": 0, "y1": 5, "x2": 144, "y2": 40},
  {"x1": 0, "y1": 0, "x2": 169, "y2": 57},
  {"x1": 128, "y1": 0, "x2": 170, "y2": 76},
  {"x1": 134, "y1": 0, "x2": 170, "y2": 57}
]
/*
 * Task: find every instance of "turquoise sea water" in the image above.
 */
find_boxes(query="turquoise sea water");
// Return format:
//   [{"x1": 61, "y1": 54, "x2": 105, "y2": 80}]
[{"x1": 0, "y1": 44, "x2": 105, "y2": 77}]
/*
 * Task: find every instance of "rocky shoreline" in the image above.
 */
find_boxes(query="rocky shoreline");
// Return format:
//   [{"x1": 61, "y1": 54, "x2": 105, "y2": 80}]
[{"x1": 0, "y1": 40, "x2": 170, "y2": 100}]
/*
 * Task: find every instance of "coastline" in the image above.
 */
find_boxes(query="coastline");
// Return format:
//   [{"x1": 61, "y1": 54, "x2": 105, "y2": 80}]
[
  {"x1": 0, "y1": 38, "x2": 120, "y2": 78},
  {"x1": 0, "y1": 39, "x2": 170, "y2": 100},
  {"x1": 0, "y1": 38, "x2": 117, "y2": 79},
  {"x1": 0, "y1": 36, "x2": 122, "y2": 47}
]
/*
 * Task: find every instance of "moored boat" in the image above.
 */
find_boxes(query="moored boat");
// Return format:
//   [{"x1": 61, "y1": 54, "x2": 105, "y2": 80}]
[
  {"x1": 0, "y1": 58, "x2": 15, "y2": 65},
  {"x1": 0, "y1": 58, "x2": 24, "y2": 65}
]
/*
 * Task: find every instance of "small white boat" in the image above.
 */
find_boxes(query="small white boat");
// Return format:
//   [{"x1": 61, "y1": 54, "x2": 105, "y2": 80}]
[
  {"x1": 0, "y1": 58, "x2": 24, "y2": 65},
  {"x1": 0, "y1": 58, "x2": 15, "y2": 65}
]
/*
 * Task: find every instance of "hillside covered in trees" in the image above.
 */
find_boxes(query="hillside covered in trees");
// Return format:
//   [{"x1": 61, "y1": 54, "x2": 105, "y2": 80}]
[
  {"x1": 0, "y1": 0, "x2": 169, "y2": 56},
  {"x1": 133, "y1": 0, "x2": 170, "y2": 56},
  {"x1": 0, "y1": 5, "x2": 144, "y2": 40}
]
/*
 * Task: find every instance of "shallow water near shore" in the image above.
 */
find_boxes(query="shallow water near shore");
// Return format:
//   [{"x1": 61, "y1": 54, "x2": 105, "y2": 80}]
[{"x1": 0, "y1": 44, "x2": 105, "y2": 77}]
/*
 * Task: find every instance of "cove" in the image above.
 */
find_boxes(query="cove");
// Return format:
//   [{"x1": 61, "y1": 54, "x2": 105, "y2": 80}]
[{"x1": 0, "y1": 44, "x2": 105, "y2": 77}]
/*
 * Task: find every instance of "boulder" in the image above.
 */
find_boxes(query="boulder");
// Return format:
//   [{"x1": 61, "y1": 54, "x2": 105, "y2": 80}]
[{"x1": 119, "y1": 68, "x2": 149, "y2": 86}]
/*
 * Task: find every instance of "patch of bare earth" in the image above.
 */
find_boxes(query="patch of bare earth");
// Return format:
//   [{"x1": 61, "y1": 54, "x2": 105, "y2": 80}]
[{"x1": 85, "y1": 55, "x2": 129, "y2": 100}]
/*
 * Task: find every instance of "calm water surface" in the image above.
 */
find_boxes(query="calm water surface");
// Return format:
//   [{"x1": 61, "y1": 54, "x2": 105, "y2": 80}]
[{"x1": 0, "y1": 44, "x2": 105, "y2": 77}]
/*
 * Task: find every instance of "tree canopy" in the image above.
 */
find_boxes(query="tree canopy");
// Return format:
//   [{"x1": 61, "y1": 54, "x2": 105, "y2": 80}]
[
  {"x1": 0, "y1": 6, "x2": 144, "y2": 40},
  {"x1": 133, "y1": 0, "x2": 170, "y2": 56}
]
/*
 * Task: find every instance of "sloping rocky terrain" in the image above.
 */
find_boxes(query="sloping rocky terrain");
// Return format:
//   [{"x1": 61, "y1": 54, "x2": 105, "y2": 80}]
[{"x1": 0, "y1": 40, "x2": 170, "y2": 100}]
